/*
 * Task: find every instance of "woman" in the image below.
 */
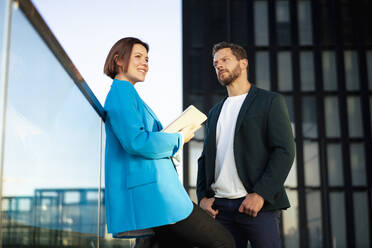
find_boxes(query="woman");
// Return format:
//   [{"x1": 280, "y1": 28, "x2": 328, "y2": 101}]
[{"x1": 103, "y1": 37, "x2": 235, "y2": 248}]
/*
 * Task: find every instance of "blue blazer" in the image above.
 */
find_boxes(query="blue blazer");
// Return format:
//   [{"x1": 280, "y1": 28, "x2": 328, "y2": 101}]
[{"x1": 104, "y1": 79, "x2": 193, "y2": 236}]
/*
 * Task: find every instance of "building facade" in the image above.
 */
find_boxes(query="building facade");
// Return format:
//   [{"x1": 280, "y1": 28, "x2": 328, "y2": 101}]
[{"x1": 182, "y1": 0, "x2": 372, "y2": 247}]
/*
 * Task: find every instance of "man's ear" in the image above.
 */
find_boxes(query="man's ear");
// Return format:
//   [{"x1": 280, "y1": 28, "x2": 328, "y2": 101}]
[{"x1": 240, "y1": 58, "x2": 248, "y2": 70}]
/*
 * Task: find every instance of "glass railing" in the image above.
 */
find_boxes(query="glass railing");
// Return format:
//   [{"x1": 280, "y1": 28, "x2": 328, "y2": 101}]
[{"x1": 0, "y1": 0, "x2": 131, "y2": 247}]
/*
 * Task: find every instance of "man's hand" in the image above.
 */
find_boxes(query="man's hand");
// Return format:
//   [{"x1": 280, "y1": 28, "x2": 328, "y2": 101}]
[
  {"x1": 238, "y1": 193, "x2": 264, "y2": 218},
  {"x1": 199, "y1": 197, "x2": 219, "y2": 219}
]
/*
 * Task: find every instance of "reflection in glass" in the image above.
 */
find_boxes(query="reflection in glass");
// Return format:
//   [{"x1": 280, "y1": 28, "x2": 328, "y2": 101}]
[
  {"x1": 231, "y1": 0, "x2": 248, "y2": 44},
  {"x1": 324, "y1": 97, "x2": 340, "y2": 137},
  {"x1": 304, "y1": 141, "x2": 320, "y2": 186},
  {"x1": 367, "y1": 51, "x2": 372, "y2": 90},
  {"x1": 297, "y1": 0, "x2": 313, "y2": 45},
  {"x1": 353, "y1": 192, "x2": 370, "y2": 248},
  {"x1": 276, "y1": 0, "x2": 291, "y2": 46},
  {"x1": 2, "y1": 7, "x2": 101, "y2": 247},
  {"x1": 320, "y1": 0, "x2": 333, "y2": 45},
  {"x1": 300, "y1": 52, "x2": 315, "y2": 91},
  {"x1": 285, "y1": 151, "x2": 297, "y2": 187},
  {"x1": 344, "y1": 51, "x2": 360, "y2": 90},
  {"x1": 302, "y1": 97, "x2": 318, "y2": 138},
  {"x1": 255, "y1": 51, "x2": 270, "y2": 90},
  {"x1": 347, "y1": 97, "x2": 364, "y2": 137},
  {"x1": 341, "y1": 0, "x2": 353, "y2": 44},
  {"x1": 322, "y1": 51, "x2": 337, "y2": 91},
  {"x1": 306, "y1": 190, "x2": 322, "y2": 248},
  {"x1": 190, "y1": 0, "x2": 203, "y2": 47},
  {"x1": 330, "y1": 192, "x2": 346, "y2": 248},
  {"x1": 283, "y1": 190, "x2": 299, "y2": 247},
  {"x1": 278, "y1": 52, "x2": 293, "y2": 91},
  {"x1": 350, "y1": 143, "x2": 366, "y2": 186},
  {"x1": 191, "y1": 49, "x2": 203, "y2": 91},
  {"x1": 254, "y1": 1, "x2": 269, "y2": 46},
  {"x1": 188, "y1": 140, "x2": 203, "y2": 187},
  {"x1": 208, "y1": 1, "x2": 227, "y2": 42},
  {"x1": 327, "y1": 144, "x2": 344, "y2": 186}
]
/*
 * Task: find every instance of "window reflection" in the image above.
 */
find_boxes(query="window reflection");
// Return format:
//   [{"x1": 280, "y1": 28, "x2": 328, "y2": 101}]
[
  {"x1": 285, "y1": 96, "x2": 295, "y2": 137},
  {"x1": 278, "y1": 52, "x2": 293, "y2": 91},
  {"x1": 302, "y1": 97, "x2": 318, "y2": 138},
  {"x1": 231, "y1": 0, "x2": 248, "y2": 44},
  {"x1": 2, "y1": 6, "x2": 102, "y2": 247},
  {"x1": 347, "y1": 96, "x2": 363, "y2": 137},
  {"x1": 322, "y1": 51, "x2": 337, "y2": 91},
  {"x1": 304, "y1": 141, "x2": 320, "y2": 187},
  {"x1": 255, "y1": 51, "x2": 270, "y2": 90},
  {"x1": 283, "y1": 190, "x2": 299, "y2": 247},
  {"x1": 254, "y1": 1, "x2": 269, "y2": 46},
  {"x1": 327, "y1": 144, "x2": 344, "y2": 186},
  {"x1": 324, "y1": 97, "x2": 340, "y2": 137},
  {"x1": 350, "y1": 143, "x2": 366, "y2": 186},
  {"x1": 330, "y1": 192, "x2": 346, "y2": 248},
  {"x1": 353, "y1": 192, "x2": 370, "y2": 247},
  {"x1": 344, "y1": 51, "x2": 360, "y2": 91},
  {"x1": 297, "y1": 0, "x2": 313, "y2": 45},
  {"x1": 319, "y1": 0, "x2": 333, "y2": 45},
  {"x1": 300, "y1": 51, "x2": 315, "y2": 91},
  {"x1": 306, "y1": 190, "x2": 322, "y2": 248},
  {"x1": 367, "y1": 51, "x2": 372, "y2": 90},
  {"x1": 276, "y1": 0, "x2": 291, "y2": 46}
]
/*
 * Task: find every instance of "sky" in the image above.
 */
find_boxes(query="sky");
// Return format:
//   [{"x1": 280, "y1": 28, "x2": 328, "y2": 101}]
[{"x1": 32, "y1": 0, "x2": 183, "y2": 126}]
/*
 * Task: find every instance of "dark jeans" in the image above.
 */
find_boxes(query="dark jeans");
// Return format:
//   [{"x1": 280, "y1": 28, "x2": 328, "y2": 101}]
[
  {"x1": 153, "y1": 202, "x2": 235, "y2": 248},
  {"x1": 213, "y1": 197, "x2": 281, "y2": 248}
]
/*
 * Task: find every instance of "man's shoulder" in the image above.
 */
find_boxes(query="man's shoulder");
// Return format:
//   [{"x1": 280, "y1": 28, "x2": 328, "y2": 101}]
[
  {"x1": 208, "y1": 97, "x2": 226, "y2": 116},
  {"x1": 254, "y1": 85, "x2": 281, "y2": 99}
]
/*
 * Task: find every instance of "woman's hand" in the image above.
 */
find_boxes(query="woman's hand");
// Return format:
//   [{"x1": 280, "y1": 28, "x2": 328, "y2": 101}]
[{"x1": 180, "y1": 124, "x2": 201, "y2": 144}]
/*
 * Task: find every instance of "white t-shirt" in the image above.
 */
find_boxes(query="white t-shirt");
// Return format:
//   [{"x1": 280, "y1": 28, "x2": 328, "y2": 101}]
[{"x1": 211, "y1": 93, "x2": 248, "y2": 199}]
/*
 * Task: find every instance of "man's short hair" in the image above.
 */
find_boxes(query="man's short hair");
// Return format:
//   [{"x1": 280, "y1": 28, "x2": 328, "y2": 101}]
[{"x1": 212, "y1": 42, "x2": 247, "y2": 60}]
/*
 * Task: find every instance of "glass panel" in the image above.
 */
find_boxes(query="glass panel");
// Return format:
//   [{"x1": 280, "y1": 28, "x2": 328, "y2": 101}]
[
  {"x1": 191, "y1": 49, "x2": 203, "y2": 91},
  {"x1": 297, "y1": 0, "x2": 313, "y2": 45},
  {"x1": 285, "y1": 151, "x2": 297, "y2": 187},
  {"x1": 300, "y1": 51, "x2": 315, "y2": 91},
  {"x1": 304, "y1": 141, "x2": 320, "y2": 186},
  {"x1": 285, "y1": 96, "x2": 295, "y2": 137},
  {"x1": 320, "y1": 0, "x2": 333, "y2": 45},
  {"x1": 306, "y1": 190, "x2": 322, "y2": 248},
  {"x1": 330, "y1": 192, "x2": 346, "y2": 248},
  {"x1": 353, "y1": 192, "x2": 370, "y2": 248},
  {"x1": 327, "y1": 144, "x2": 344, "y2": 186},
  {"x1": 302, "y1": 97, "x2": 318, "y2": 138},
  {"x1": 322, "y1": 51, "x2": 337, "y2": 91},
  {"x1": 344, "y1": 51, "x2": 360, "y2": 91},
  {"x1": 341, "y1": 0, "x2": 353, "y2": 44},
  {"x1": 254, "y1": 1, "x2": 269, "y2": 46},
  {"x1": 188, "y1": 140, "x2": 203, "y2": 187},
  {"x1": 208, "y1": 1, "x2": 227, "y2": 42},
  {"x1": 278, "y1": 52, "x2": 293, "y2": 91},
  {"x1": 255, "y1": 51, "x2": 270, "y2": 90},
  {"x1": 367, "y1": 51, "x2": 372, "y2": 90},
  {"x1": 276, "y1": 0, "x2": 291, "y2": 46},
  {"x1": 2, "y1": 7, "x2": 101, "y2": 247},
  {"x1": 232, "y1": 0, "x2": 248, "y2": 44},
  {"x1": 324, "y1": 97, "x2": 340, "y2": 137},
  {"x1": 190, "y1": 0, "x2": 203, "y2": 47},
  {"x1": 350, "y1": 143, "x2": 366, "y2": 186},
  {"x1": 283, "y1": 190, "x2": 299, "y2": 247},
  {"x1": 347, "y1": 96, "x2": 364, "y2": 137}
]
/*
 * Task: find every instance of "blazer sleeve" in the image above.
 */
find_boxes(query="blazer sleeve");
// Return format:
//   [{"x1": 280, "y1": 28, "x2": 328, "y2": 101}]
[
  {"x1": 252, "y1": 94, "x2": 295, "y2": 204},
  {"x1": 106, "y1": 83, "x2": 182, "y2": 159}
]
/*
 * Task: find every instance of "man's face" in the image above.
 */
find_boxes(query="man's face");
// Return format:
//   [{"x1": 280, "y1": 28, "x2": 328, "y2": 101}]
[{"x1": 213, "y1": 48, "x2": 242, "y2": 86}]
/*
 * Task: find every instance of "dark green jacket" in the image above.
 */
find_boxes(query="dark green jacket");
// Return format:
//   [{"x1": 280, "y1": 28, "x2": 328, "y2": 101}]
[{"x1": 197, "y1": 85, "x2": 295, "y2": 211}]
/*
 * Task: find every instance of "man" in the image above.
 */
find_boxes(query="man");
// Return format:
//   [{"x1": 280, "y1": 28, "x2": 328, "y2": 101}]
[{"x1": 197, "y1": 42, "x2": 295, "y2": 248}]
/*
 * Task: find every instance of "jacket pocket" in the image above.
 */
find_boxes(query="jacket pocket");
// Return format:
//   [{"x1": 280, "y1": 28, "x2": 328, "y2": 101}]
[{"x1": 126, "y1": 164, "x2": 157, "y2": 189}]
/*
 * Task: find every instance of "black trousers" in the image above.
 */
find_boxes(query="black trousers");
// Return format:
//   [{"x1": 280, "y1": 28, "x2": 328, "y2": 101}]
[{"x1": 152, "y1": 203, "x2": 235, "y2": 248}]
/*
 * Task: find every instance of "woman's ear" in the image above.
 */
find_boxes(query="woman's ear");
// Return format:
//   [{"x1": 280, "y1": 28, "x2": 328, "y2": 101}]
[{"x1": 114, "y1": 54, "x2": 123, "y2": 66}]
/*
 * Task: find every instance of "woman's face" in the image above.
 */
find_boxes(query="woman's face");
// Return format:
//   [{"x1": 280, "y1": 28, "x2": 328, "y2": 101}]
[{"x1": 118, "y1": 44, "x2": 149, "y2": 84}]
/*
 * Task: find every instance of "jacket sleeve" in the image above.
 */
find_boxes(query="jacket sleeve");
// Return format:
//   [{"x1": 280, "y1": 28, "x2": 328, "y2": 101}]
[
  {"x1": 252, "y1": 94, "x2": 295, "y2": 204},
  {"x1": 196, "y1": 118, "x2": 210, "y2": 204},
  {"x1": 106, "y1": 84, "x2": 182, "y2": 159}
]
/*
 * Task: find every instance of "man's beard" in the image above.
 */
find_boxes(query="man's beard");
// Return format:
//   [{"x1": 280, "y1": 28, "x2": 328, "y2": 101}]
[{"x1": 217, "y1": 64, "x2": 241, "y2": 86}]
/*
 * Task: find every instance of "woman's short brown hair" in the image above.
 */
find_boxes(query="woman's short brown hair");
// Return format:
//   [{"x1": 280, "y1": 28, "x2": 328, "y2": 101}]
[{"x1": 103, "y1": 37, "x2": 149, "y2": 79}]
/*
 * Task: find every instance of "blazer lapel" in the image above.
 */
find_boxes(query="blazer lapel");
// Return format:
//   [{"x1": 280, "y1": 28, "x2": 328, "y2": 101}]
[
  {"x1": 234, "y1": 85, "x2": 258, "y2": 136},
  {"x1": 142, "y1": 101, "x2": 163, "y2": 130}
]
